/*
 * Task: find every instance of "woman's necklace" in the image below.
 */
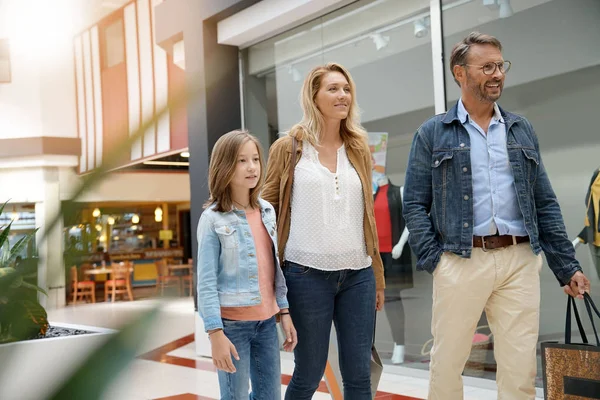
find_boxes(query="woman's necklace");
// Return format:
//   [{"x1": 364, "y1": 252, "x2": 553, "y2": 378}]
[{"x1": 232, "y1": 200, "x2": 251, "y2": 210}]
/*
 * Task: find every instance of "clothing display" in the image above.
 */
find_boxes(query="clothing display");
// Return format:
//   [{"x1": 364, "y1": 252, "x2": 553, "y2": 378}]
[
  {"x1": 374, "y1": 180, "x2": 414, "y2": 360},
  {"x1": 577, "y1": 168, "x2": 600, "y2": 277},
  {"x1": 373, "y1": 181, "x2": 413, "y2": 287}
]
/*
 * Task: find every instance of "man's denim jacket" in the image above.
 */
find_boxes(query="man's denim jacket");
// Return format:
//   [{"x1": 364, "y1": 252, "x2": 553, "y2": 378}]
[
  {"x1": 402, "y1": 103, "x2": 581, "y2": 286},
  {"x1": 197, "y1": 198, "x2": 289, "y2": 331}
]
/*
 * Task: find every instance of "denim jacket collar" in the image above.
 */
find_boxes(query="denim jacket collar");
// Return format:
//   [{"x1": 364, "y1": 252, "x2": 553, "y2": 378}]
[{"x1": 442, "y1": 101, "x2": 522, "y2": 128}]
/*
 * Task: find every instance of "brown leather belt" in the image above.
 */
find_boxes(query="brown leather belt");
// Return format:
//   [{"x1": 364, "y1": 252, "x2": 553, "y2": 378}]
[{"x1": 473, "y1": 235, "x2": 529, "y2": 250}]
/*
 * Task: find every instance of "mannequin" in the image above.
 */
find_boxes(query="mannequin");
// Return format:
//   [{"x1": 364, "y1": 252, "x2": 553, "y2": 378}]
[
  {"x1": 576, "y1": 168, "x2": 600, "y2": 279},
  {"x1": 373, "y1": 175, "x2": 413, "y2": 364}
]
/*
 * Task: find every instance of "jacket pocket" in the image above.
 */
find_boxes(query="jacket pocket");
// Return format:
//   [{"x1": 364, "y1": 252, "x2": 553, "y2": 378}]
[
  {"x1": 215, "y1": 225, "x2": 238, "y2": 249},
  {"x1": 521, "y1": 148, "x2": 539, "y2": 184},
  {"x1": 431, "y1": 151, "x2": 454, "y2": 189}
]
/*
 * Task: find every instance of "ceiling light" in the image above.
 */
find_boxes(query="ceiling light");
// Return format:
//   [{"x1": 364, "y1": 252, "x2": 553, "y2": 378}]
[
  {"x1": 155, "y1": 214, "x2": 163, "y2": 223},
  {"x1": 288, "y1": 65, "x2": 301, "y2": 82},
  {"x1": 95, "y1": 224, "x2": 102, "y2": 232},
  {"x1": 154, "y1": 206, "x2": 163, "y2": 216},
  {"x1": 413, "y1": 16, "x2": 430, "y2": 39},
  {"x1": 131, "y1": 214, "x2": 140, "y2": 224},
  {"x1": 10, "y1": 207, "x2": 19, "y2": 221},
  {"x1": 92, "y1": 208, "x2": 101, "y2": 217},
  {"x1": 482, "y1": 0, "x2": 499, "y2": 9},
  {"x1": 107, "y1": 216, "x2": 115, "y2": 225},
  {"x1": 180, "y1": 151, "x2": 190, "y2": 158},
  {"x1": 137, "y1": 234, "x2": 144, "y2": 239},
  {"x1": 370, "y1": 33, "x2": 390, "y2": 51},
  {"x1": 498, "y1": 0, "x2": 513, "y2": 18}
]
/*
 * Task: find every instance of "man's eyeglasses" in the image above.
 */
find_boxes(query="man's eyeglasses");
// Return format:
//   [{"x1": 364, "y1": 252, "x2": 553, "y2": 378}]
[{"x1": 462, "y1": 61, "x2": 512, "y2": 75}]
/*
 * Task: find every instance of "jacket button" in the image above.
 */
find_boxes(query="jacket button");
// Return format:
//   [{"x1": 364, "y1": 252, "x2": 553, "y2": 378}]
[
  {"x1": 270, "y1": 230, "x2": 275, "y2": 236},
  {"x1": 462, "y1": 251, "x2": 467, "y2": 256},
  {"x1": 434, "y1": 160, "x2": 440, "y2": 166},
  {"x1": 463, "y1": 167, "x2": 468, "y2": 172},
  {"x1": 460, "y1": 143, "x2": 465, "y2": 148},
  {"x1": 464, "y1": 195, "x2": 469, "y2": 200},
  {"x1": 249, "y1": 253, "x2": 255, "y2": 257},
  {"x1": 463, "y1": 223, "x2": 469, "y2": 228}
]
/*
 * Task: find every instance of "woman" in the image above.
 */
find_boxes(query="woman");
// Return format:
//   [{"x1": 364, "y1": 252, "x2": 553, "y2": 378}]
[{"x1": 263, "y1": 63, "x2": 385, "y2": 400}]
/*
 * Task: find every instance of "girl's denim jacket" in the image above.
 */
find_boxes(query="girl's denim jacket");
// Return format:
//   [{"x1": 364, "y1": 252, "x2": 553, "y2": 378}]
[{"x1": 197, "y1": 198, "x2": 289, "y2": 331}]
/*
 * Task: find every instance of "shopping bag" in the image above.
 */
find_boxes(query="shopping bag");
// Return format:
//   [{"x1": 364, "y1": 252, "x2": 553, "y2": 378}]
[
  {"x1": 541, "y1": 293, "x2": 600, "y2": 399},
  {"x1": 370, "y1": 345, "x2": 383, "y2": 398}
]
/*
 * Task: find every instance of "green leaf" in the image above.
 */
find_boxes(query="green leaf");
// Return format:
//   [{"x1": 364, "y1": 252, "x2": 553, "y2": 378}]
[
  {"x1": 48, "y1": 307, "x2": 159, "y2": 400},
  {"x1": 0, "y1": 200, "x2": 7, "y2": 217},
  {"x1": 0, "y1": 300, "x2": 48, "y2": 343},
  {"x1": 0, "y1": 219, "x2": 13, "y2": 252},
  {"x1": 9, "y1": 275, "x2": 23, "y2": 289},
  {"x1": 20, "y1": 281, "x2": 48, "y2": 296},
  {"x1": 0, "y1": 267, "x2": 18, "y2": 292},
  {"x1": 8, "y1": 230, "x2": 36, "y2": 265}
]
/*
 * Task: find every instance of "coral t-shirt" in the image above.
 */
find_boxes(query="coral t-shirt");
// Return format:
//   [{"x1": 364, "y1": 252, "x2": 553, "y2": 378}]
[{"x1": 221, "y1": 208, "x2": 279, "y2": 320}]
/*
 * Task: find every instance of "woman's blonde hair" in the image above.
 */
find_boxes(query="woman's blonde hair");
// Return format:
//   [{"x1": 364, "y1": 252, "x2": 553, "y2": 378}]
[
  {"x1": 289, "y1": 62, "x2": 367, "y2": 151},
  {"x1": 204, "y1": 130, "x2": 265, "y2": 212}
]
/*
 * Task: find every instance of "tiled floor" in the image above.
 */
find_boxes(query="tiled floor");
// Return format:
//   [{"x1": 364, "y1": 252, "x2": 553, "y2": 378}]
[{"x1": 15, "y1": 298, "x2": 543, "y2": 399}]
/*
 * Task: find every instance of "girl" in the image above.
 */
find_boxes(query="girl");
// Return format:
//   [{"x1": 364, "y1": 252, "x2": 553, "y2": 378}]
[
  {"x1": 263, "y1": 63, "x2": 385, "y2": 399},
  {"x1": 197, "y1": 130, "x2": 297, "y2": 400}
]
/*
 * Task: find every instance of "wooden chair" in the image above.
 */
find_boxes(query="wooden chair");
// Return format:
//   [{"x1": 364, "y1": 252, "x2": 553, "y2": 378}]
[
  {"x1": 105, "y1": 261, "x2": 133, "y2": 302},
  {"x1": 155, "y1": 259, "x2": 181, "y2": 296},
  {"x1": 181, "y1": 259, "x2": 193, "y2": 296},
  {"x1": 70, "y1": 265, "x2": 95, "y2": 304}
]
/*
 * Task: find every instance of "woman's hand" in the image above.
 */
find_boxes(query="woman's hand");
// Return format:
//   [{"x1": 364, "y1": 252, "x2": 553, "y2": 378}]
[
  {"x1": 209, "y1": 330, "x2": 240, "y2": 373},
  {"x1": 280, "y1": 313, "x2": 298, "y2": 352},
  {"x1": 376, "y1": 289, "x2": 385, "y2": 311}
]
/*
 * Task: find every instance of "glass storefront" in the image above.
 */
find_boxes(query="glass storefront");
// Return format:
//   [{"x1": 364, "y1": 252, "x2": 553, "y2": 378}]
[{"x1": 242, "y1": 0, "x2": 600, "y2": 386}]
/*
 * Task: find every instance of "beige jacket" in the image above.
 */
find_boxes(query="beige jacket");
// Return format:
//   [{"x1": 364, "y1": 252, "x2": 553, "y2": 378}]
[{"x1": 262, "y1": 134, "x2": 385, "y2": 290}]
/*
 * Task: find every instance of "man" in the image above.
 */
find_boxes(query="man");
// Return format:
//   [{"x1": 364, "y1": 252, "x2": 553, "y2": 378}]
[{"x1": 402, "y1": 32, "x2": 590, "y2": 399}]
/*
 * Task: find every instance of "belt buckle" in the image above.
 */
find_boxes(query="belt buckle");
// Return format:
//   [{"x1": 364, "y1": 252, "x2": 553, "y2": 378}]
[{"x1": 481, "y1": 236, "x2": 488, "y2": 252}]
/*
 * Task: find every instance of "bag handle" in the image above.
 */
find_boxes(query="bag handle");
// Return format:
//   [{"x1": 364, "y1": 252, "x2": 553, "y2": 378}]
[
  {"x1": 566, "y1": 295, "x2": 587, "y2": 345},
  {"x1": 583, "y1": 292, "x2": 600, "y2": 346}
]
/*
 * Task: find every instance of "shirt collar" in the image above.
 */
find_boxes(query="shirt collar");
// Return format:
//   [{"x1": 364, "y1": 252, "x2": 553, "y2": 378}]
[{"x1": 457, "y1": 98, "x2": 504, "y2": 124}]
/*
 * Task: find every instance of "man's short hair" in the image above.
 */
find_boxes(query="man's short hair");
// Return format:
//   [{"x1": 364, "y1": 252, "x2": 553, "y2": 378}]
[{"x1": 450, "y1": 32, "x2": 503, "y2": 86}]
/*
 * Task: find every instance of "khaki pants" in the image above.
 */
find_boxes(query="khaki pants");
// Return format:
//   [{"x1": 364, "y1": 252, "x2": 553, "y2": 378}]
[{"x1": 428, "y1": 242, "x2": 542, "y2": 400}]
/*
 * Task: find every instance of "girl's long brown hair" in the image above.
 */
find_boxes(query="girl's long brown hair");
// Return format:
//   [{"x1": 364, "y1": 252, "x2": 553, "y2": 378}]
[{"x1": 203, "y1": 130, "x2": 265, "y2": 212}]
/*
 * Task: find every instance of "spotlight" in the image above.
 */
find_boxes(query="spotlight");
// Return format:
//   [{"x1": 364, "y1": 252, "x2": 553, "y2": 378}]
[
  {"x1": 370, "y1": 33, "x2": 390, "y2": 51},
  {"x1": 414, "y1": 16, "x2": 430, "y2": 39},
  {"x1": 92, "y1": 208, "x2": 101, "y2": 217},
  {"x1": 288, "y1": 65, "x2": 301, "y2": 82},
  {"x1": 132, "y1": 214, "x2": 140, "y2": 224},
  {"x1": 107, "y1": 216, "x2": 115, "y2": 225},
  {"x1": 498, "y1": 0, "x2": 513, "y2": 18}
]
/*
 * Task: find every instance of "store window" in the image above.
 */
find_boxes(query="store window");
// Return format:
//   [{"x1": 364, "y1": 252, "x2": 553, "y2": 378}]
[
  {"x1": 243, "y1": 0, "x2": 437, "y2": 372},
  {"x1": 442, "y1": 0, "x2": 600, "y2": 385},
  {"x1": 102, "y1": 18, "x2": 125, "y2": 69}
]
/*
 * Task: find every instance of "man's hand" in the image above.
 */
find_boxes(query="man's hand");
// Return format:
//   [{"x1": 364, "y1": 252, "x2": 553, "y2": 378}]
[
  {"x1": 563, "y1": 271, "x2": 590, "y2": 299},
  {"x1": 209, "y1": 330, "x2": 239, "y2": 373},
  {"x1": 280, "y1": 313, "x2": 298, "y2": 352},
  {"x1": 376, "y1": 289, "x2": 385, "y2": 311}
]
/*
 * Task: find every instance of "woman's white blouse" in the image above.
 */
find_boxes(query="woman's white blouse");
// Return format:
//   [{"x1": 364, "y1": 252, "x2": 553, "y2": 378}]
[{"x1": 284, "y1": 141, "x2": 372, "y2": 271}]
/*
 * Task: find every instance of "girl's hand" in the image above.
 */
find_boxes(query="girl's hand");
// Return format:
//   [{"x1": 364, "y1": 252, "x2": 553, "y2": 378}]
[
  {"x1": 209, "y1": 330, "x2": 240, "y2": 373},
  {"x1": 376, "y1": 289, "x2": 385, "y2": 311},
  {"x1": 280, "y1": 314, "x2": 298, "y2": 352}
]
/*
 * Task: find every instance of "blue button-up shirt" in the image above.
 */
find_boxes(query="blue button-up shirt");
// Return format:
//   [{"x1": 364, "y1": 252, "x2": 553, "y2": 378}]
[{"x1": 457, "y1": 99, "x2": 526, "y2": 237}]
